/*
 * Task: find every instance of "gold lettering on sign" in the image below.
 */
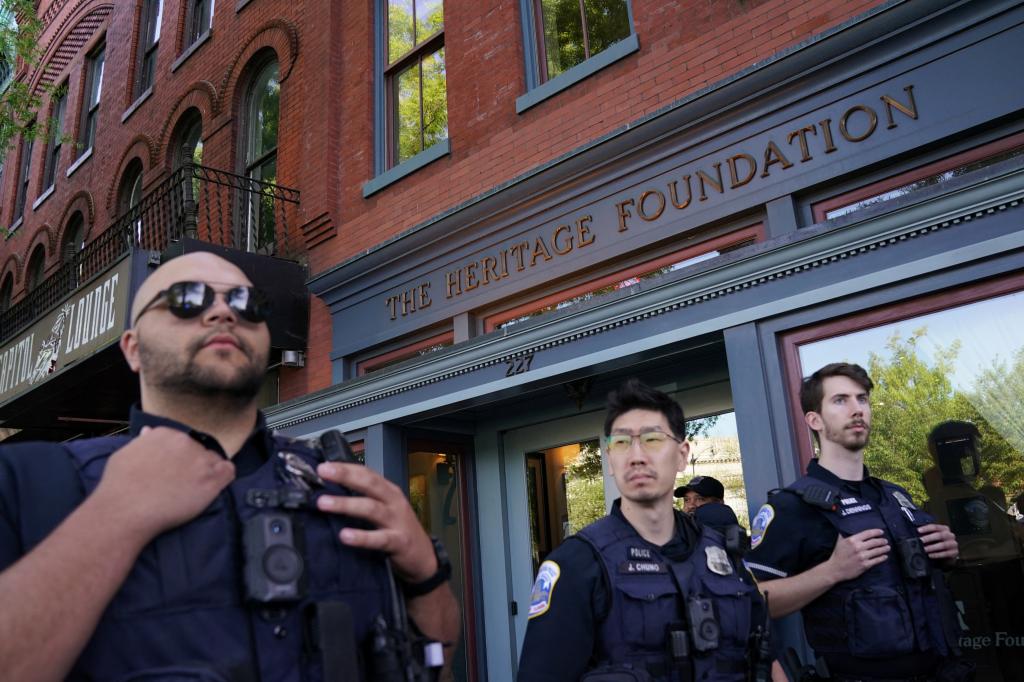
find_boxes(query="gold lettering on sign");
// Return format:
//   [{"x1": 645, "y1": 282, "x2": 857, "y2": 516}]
[
  {"x1": 386, "y1": 283, "x2": 433, "y2": 320},
  {"x1": 819, "y1": 118, "x2": 838, "y2": 153},
  {"x1": 668, "y1": 176, "x2": 692, "y2": 209},
  {"x1": 611, "y1": 85, "x2": 921, "y2": 233},
  {"x1": 727, "y1": 154, "x2": 757, "y2": 189},
  {"x1": 616, "y1": 199, "x2": 634, "y2": 232},
  {"x1": 439, "y1": 214, "x2": 597, "y2": 301},
  {"x1": 577, "y1": 215, "x2": 595, "y2": 246},
  {"x1": 787, "y1": 125, "x2": 817, "y2": 163},
  {"x1": 553, "y1": 224, "x2": 573, "y2": 255},
  {"x1": 839, "y1": 105, "x2": 878, "y2": 143},
  {"x1": 388, "y1": 85, "x2": 924, "y2": 319},
  {"x1": 761, "y1": 141, "x2": 794, "y2": 178},
  {"x1": 638, "y1": 190, "x2": 666, "y2": 221},
  {"x1": 881, "y1": 85, "x2": 918, "y2": 129},
  {"x1": 697, "y1": 163, "x2": 724, "y2": 201}
]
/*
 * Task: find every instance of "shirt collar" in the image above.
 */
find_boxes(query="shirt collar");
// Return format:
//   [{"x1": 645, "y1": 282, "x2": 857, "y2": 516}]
[
  {"x1": 610, "y1": 497, "x2": 689, "y2": 550},
  {"x1": 128, "y1": 404, "x2": 272, "y2": 459},
  {"x1": 807, "y1": 458, "x2": 873, "y2": 489}
]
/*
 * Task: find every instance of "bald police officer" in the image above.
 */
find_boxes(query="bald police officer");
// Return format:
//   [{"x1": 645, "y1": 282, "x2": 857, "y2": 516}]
[
  {"x1": 0, "y1": 252, "x2": 459, "y2": 680},
  {"x1": 517, "y1": 379, "x2": 767, "y2": 681}
]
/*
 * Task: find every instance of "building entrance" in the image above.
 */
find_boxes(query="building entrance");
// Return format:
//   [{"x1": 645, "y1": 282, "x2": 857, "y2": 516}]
[{"x1": 497, "y1": 344, "x2": 750, "y2": 667}]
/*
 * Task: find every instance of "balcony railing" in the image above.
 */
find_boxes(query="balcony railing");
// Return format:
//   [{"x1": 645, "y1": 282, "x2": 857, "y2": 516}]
[{"x1": 0, "y1": 164, "x2": 300, "y2": 343}]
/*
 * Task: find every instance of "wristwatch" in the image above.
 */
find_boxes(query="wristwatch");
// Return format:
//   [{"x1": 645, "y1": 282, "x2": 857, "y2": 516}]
[{"x1": 402, "y1": 535, "x2": 452, "y2": 598}]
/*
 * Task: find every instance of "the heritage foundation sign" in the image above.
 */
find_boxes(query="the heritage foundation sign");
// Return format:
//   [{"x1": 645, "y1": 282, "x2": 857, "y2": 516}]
[
  {"x1": 0, "y1": 256, "x2": 131, "y2": 405},
  {"x1": 381, "y1": 85, "x2": 923, "y2": 324},
  {"x1": 323, "y1": 18, "x2": 1024, "y2": 356}
]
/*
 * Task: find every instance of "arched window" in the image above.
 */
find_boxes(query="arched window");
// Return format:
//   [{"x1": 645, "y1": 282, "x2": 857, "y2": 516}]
[
  {"x1": 26, "y1": 245, "x2": 46, "y2": 292},
  {"x1": 119, "y1": 159, "x2": 145, "y2": 245},
  {"x1": 172, "y1": 111, "x2": 203, "y2": 236},
  {"x1": 242, "y1": 59, "x2": 279, "y2": 253},
  {"x1": 62, "y1": 211, "x2": 86, "y2": 288},
  {"x1": 172, "y1": 108, "x2": 204, "y2": 170},
  {"x1": 61, "y1": 212, "x2": 85, "y2": 262}
]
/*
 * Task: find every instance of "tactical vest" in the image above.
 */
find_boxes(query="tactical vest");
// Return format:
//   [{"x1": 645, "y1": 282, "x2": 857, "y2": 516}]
[
  {"x1": 576, "y1": 512, "x2": 757, "y2": 682},
  {"x1": 783, "y1": 475, "x2": 955, "y2": 662},
  {"x1": 59, "y1": 433, "x2": 393, "y2": 682}
]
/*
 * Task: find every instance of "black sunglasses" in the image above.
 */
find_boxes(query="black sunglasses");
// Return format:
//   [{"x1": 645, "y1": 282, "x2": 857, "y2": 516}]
[{"x1": 134, "y1": 281, "x2": 271, "y2": 325}]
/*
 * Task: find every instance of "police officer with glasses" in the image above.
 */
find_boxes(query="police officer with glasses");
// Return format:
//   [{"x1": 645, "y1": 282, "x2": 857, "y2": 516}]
[
  {"x1": 745, "y1": 363, "x2": 971, "y2": 682},
  {"x1": 0, "y1": 252, "x2": 459, "y2": 681},
  {"x1": 518, "y1": 378, "x2": 768, "y2": 682}
]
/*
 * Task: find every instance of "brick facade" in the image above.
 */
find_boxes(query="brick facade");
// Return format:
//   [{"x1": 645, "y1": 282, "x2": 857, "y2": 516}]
[{"x1": 0, "y1": 0, "x2": 887, "y2": 404}]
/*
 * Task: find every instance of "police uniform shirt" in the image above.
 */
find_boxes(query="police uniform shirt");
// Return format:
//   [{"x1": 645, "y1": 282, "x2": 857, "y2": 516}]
[
  {"x1": 0, "y1": 405, "x2": 271, "y2": 573},
  {"x1": 744, "y1": 459, "x2": 935, "y2": 678},
  {"x1": 517, "y1": 500, "x2": 699, "y2": 681},
  {"x1": 694, "y1": 501, "x2": 740, "y2": 531}
]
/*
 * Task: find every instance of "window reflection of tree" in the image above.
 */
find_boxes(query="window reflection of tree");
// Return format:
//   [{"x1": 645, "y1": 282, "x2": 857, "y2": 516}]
[
  {"x1": 387, "y1": 0, "x2": 447, "y2": 165},
  {"x1": 536, "y1": 0, "x2": 630, "y2": 81},
  {"x1": 798, "y1": 295, "x2": 1024, "y2": 508}
]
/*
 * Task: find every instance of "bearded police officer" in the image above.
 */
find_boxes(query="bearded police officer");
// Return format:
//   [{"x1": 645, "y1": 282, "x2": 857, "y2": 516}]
[
  {"x1": 0, "y1": 252, "x2": 459, "y2": 681},
  {"x1": 745, "y1": 363, "x2": 970, "y2": 682},
  {"x1": 517, "y1": 379, "x2": 767, "y2": 681}
]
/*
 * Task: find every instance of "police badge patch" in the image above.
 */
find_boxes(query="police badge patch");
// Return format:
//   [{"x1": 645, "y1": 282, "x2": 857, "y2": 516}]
[
  {"x1": 892, "y1": 490, "x2": 917, "y2": 510},
  {"x1": 705, "y1": 546, "x2": 733, "y2": 576},
  {"x1": 528, "y1": 560, "x2": 561, "y2": 619},
  {"x1": 750, "y1": 504, "x2": 775, "y2": 549}
]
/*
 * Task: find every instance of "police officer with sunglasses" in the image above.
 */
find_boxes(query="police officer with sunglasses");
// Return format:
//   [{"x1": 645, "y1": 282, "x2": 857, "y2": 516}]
[
  {"x1": 518, "y1": 379, "x2": 769, "y2": 681},
  {"x1": 0, "y1": 252, "x2": 459, "y2": 681}
]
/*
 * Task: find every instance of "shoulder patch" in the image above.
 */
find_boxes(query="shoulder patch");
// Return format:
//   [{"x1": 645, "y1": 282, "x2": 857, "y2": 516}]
[
  {"x1": 750, "y1": 504, "x2": 775, "y2": 549},
  {"x1": 528, "y1": 560, "x2": 561, "y2": 619}
]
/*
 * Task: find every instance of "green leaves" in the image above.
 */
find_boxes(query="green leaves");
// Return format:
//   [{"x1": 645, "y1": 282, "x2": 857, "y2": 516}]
[{"x1": 866, "y1": 330, "x2": 1023, "y2": 501}]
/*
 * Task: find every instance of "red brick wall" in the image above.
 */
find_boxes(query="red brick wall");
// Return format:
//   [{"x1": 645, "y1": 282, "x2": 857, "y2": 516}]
[
  {"x1": 1, "y1": 0, "x2": 887, "y2": 403},
  {"x1": 320, "y1": 0, "x2": 886, "y2": 267}
]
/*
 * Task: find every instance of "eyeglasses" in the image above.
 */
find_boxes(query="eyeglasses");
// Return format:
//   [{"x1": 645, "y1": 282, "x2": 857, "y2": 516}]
[
  {"x1": 606, "y1": 431, "x2": 682, "y2": 455},
  {"x1": 134, "y1": 281, "x2": 271, "y2": 325}
]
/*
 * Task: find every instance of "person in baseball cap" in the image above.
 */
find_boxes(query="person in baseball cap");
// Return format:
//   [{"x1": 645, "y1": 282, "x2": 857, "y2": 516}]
[{"x1": 675, "y1": 476, "x2": 739, "y2": 530}]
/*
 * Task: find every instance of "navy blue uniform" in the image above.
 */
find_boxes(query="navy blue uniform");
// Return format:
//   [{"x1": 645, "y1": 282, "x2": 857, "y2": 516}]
[
  {"x1": 693, "y1": 501, "x2": 739, "y2": 532},
  {"x1": 0, "y1": 407, "x2": 393, "y2": 681},
  {"x1": 745, "y1": 460, "x2": 959, "y2": 680},
  {"x1": 518, "y1": 500, "x2": 765, "y2": 681}
]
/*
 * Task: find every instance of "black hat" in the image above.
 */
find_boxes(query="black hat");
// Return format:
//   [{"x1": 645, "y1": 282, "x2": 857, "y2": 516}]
[{"x1": 674, "y1": 476, "x2": 725, "y2": 500}]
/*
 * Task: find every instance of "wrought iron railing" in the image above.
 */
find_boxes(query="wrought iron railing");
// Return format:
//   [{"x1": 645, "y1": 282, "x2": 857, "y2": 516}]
[{"x1": 0, "y1": 164, "x2": 300, "y2": 343}]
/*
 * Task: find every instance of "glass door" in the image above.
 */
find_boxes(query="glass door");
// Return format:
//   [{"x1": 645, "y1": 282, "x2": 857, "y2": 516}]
[{"x1": 407, "y1": 438, "x2": 477, "y2": 682}]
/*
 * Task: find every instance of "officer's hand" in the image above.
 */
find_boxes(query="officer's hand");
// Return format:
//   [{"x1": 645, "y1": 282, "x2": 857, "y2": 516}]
[
  {"x1": 315, "y1": 462, "x2": 438, "y2": 583},
  {"x1": 827, "y1": 528, "x2": 889, "y2": 582},
  {"x1": 918, "y1": 523, "x2": 959, "y2": 561},
  {"x1": 94, "y1": 426, "x2": 235, "y2": 537}
]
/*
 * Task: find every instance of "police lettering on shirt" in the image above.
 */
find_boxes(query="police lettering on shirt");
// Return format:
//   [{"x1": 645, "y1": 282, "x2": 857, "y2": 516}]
[
  {"x1": 618, "y1": 546, "x2": 668, "y2": 573},
  {"x1": 528, "y1": 560, "x2": 561, "y2": 619}
]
